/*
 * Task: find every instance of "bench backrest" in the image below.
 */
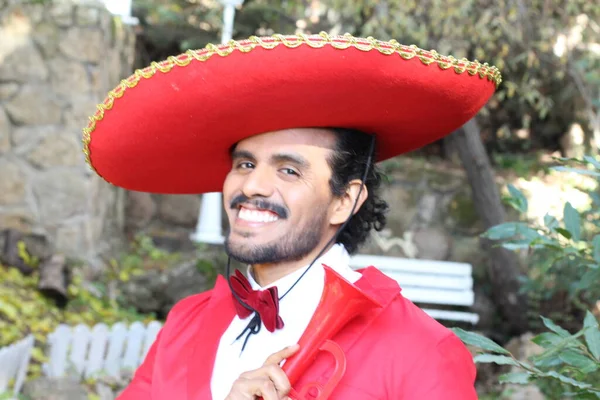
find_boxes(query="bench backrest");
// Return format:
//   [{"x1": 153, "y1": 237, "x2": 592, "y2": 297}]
[
  {"x1": 0, "y1": 335, "x2": 34, "y2": 397},
  {"x1": 43, "y1": 321, "x2": 162, "y2": 380},
  {"x1": 348, "y1": 254, "x2": 475, "y2": 307}
]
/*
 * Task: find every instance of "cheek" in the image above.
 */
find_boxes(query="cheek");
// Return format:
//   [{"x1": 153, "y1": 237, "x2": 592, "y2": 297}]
[{"x1": 222, "y1": 173, "x2": 237, "y2": 208}]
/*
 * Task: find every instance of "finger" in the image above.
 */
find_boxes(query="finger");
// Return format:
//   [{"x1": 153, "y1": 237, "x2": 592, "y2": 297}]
[
  {"x1": 241, "y1": 364, "x2": 291, "y2": 396},
  {"x1": 251, "y1": 377, "x2": 279, "y2": 400},
  {"x1": 263, "y1": 344, "x2": 300, "y2": 366}
]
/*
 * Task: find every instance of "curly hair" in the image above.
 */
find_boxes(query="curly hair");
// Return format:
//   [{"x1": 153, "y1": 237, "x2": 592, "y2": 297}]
[{"x1": 326, "y1": 127, "x2": 389, "y2": 254}]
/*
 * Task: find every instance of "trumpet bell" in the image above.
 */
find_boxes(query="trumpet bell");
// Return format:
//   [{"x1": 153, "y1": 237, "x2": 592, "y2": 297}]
[{"x1": 283, "y1": 265, "x2": 382, "y2": 399}]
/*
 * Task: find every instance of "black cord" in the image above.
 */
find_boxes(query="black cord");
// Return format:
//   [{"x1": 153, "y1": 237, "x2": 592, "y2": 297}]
[{"x1": 226, "y1": 134, "x2": 377, "y2": 351}]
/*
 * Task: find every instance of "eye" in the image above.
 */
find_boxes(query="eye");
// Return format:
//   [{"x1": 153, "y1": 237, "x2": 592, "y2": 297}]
[
  {"x1": 280, "y1": 168, "x2": 299, "y2": 176},
  {"x1": 237, "y1": 161, "x2": 254, "y2": 170}
]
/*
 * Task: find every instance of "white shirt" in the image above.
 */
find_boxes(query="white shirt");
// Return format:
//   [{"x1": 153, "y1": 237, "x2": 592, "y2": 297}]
[{"x1": 210, "y1": 244, "x2": 362, "y2": 400}]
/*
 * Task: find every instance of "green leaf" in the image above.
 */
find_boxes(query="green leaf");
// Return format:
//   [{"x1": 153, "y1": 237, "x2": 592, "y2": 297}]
[
  {"x1": 583, "y1": 311, "x2": 600, "y2": 360},
  {"x1": 541, "y1": 316, "x2": 571, "y2": 337},
  {"x1": 451, "y1": 328, "x2": 510, "y2": 355},
  {"x1": 474, "y1": 354, "x2": 519, "y2": 366},
  {"x1": 544, "y1": 213, "x2": 559, "y2": 230},
  {"x1": 484, "y1": 222, "x2": 524, "y2": 240},
  {"x1": 563, "y1": 202, "x2": 581, "y2": 241},
  {"x1": 552, "y1": 166, "x2": 600, "y2": 177},
  {"x1": 584, "y1": 155, "x2": 600, "y2": 170},
  {"x1": 593, "y1": 236, "x2": 600, "y2": 264},
  {"x1": 544, "y1": 370, "x2": 592, "y2": 389},
  {"x1": 559, "y1": 349, "x2": 598, "y2": 372},
  {"x1": 555, "y1": 227, "x2": 572, "y2": 239},
  {"x1": 507, "y1": 184, "x2": 528, "y2": 213},
  {"x1": 532, "y1": 332, "x2": 563, "y2": 348},
  {"x1": 499, "y1": 372, "x2": 531, "y2": 384}
]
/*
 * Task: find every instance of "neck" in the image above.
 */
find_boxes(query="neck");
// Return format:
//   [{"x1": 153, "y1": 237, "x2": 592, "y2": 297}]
[{"x1": 251, "y1": 242, "x2": 336, "y2": 287}]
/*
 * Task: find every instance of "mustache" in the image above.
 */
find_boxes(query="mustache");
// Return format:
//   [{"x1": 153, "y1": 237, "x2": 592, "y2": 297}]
[{"x1": 230, "y1": 195, "x2": 289, "y2": 219}]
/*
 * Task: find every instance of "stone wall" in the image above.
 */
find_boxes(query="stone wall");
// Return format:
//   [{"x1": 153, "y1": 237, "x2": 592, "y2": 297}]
[{"x1": 0, "y1": 0, "x2": 136, "y2": 262}]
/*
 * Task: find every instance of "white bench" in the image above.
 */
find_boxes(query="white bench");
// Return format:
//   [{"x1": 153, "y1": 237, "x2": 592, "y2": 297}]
[
  {"x1": 43, "y1": 321, "x2": 162, "y2": 380},
  {"x1": 349, "y1": 254, "x2": 479, "y2": 324},
  {"x1": 0, "y1": 335, "x2": 34, "y2": 399}
]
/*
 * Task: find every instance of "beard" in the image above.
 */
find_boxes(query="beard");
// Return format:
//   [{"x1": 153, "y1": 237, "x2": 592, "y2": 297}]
[{"x1": 224, "y1": 208, "x2": 327, "y2": 265}]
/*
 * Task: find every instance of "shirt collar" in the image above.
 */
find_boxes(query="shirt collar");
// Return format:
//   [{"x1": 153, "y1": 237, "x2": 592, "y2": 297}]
[{"x1": 245, "y1": 243, "x2": 352, "y2": 292}]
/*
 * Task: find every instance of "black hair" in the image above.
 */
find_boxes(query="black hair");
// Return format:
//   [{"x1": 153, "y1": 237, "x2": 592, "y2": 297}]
[{"x1": 326, "y1": 127, "x2": 389, "y2": 254}]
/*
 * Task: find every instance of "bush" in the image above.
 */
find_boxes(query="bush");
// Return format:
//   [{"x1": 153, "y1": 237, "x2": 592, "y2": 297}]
[
  {"x1": 0, "y1": 235, "x2": 168, "y2": 380},
  {"x1": 454, "y1": 155, "x2": 600, "y2": 397}
]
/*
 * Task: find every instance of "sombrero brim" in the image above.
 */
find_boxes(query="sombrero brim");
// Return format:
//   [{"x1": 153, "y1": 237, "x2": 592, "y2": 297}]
[{"x1": 84, "y1": 32, "x2": 501, "y2": 194}]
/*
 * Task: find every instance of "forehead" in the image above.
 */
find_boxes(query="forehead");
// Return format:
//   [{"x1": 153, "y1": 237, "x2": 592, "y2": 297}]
[{"x1": 233, "y1": 128, "x2": 337, "y2": 154}]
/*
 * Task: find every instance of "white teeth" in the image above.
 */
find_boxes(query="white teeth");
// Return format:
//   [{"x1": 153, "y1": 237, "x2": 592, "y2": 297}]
[{"x1": 239, "y1": 208, "x2": 279, "y2": 223}]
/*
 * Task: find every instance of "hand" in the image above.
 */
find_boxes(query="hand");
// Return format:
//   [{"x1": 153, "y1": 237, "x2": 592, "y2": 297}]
[{"x1": 225, "y1": 344, "x2": 300, "y2": 400}]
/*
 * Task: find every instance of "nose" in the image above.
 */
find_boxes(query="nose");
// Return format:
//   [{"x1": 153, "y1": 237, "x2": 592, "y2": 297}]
[{"x1": 240, "y1": 166, "x2": 274, "y2": 199}]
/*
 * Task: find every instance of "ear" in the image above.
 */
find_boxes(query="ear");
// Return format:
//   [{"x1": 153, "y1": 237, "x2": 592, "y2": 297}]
[{"x1": 329, "y1": 179, "x2": 368, "y2": 225}]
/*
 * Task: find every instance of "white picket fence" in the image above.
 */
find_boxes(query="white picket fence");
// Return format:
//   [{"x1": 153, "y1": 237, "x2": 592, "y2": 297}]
[
  {"x1": 43, "y1": 321, "x2": 162, "y2": 380},
  {"x1": 0, "y1": 335, "x2": 34, "y2": 398}
]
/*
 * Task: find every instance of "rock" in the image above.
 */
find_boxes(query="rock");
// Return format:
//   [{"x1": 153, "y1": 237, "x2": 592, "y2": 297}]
[
  {"x1": 64, "y1": 94, "x2": 99, "y2": 130},
  {"x1": 48, "y1": 2, "x2": 74, "y2": 27},
  {"x1": 32, "y1": 21, "x2": 61, "y2": 58},
  {"x1": 76, "y1": 5, "x2": 101, "y2": 26},
  {"x1": 27, "y1": 132, "x2": 81, "y2": 168},
  {"x1": 0, "y1": 208, "x2": 36, "y2": 232},
  {"x1": 55, "y1": 221, "x2": 85, "y2": 257},
  {"x1": 380, "y1": 184, "x2": 419, "y2": 232},
  {"x1": 0, "y1": 158, "x2": 26, "y2": 206},
  {"x1": 0, "y1": 106, "x2": 11, "y2": 154},
  {"x1": 59, "y1": 27, "x2": 103, "y2": 63},
  {"x1": 0, "y1": 83, "x2": 20, "y2": 101},
  {"x1": 0, "y1": 229, "x2": 51, "y2": 275},
  {"x1": 121, "y1": 259, "x2": 211, "y2": 317},
  {"x1": 158, "y1": 194, "x2": 201, "y2": 228},
  {"x1": 48, "y1": 57, "x2": 92, "y2": 98},
  {"x1": 22, "y1": 376, "x2": 88, "y2": 400},
  {"x1": 0, "y1": 38, "x2": 49, "y2": 83},
  {"x1": 38, "y1": 253, "x2": 68, "y2": 304},
  {"x1": 12, "y1": 125, "x2": 61, "y2": 155},
  {"x1": 4, "y1": 85, "x2": 62, "y2": 125},
  {"x1": 162, "y1": 259, "x2": 211, "y2": 313},
  {"x1": 414, "y1": 193, "x2": 440, "y2": 227},
  {"x1": 446, "y1": 189, "x2": 482, "y2": 233},
  {"x1": 32, "y1": 169, "x2": 89, "y2": 225},
  {"x1": 413, "y1": 227, "x2": 452, "y2": 260},
  {"x1": 126, "y1": 191, "x2": 157, "y2": 230}
]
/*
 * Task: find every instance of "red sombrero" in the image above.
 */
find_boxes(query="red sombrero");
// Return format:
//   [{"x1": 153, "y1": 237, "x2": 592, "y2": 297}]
[{"x1": 83, "y1": 32, "x2": 501, "y2": 194}]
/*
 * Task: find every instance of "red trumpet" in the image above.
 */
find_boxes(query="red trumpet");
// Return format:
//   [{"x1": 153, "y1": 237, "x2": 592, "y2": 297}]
[{"x1": 282, "y1": 265, "x2": 382, "y2": 399}]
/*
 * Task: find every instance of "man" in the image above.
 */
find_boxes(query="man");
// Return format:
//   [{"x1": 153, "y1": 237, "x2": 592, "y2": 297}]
[{"x1": 83, "y1": 32, "x2": 501, "y2": 399}]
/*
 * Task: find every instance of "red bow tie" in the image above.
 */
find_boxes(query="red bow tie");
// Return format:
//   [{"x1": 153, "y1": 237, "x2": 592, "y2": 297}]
[{"x1": 229, "y1": 269, "x2": 285, "y2": 332}]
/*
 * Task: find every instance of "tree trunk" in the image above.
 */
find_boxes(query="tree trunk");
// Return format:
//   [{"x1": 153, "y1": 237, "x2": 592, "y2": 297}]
[{"x1": 448, "y1": 119, "x2": 529, "y2": 335}]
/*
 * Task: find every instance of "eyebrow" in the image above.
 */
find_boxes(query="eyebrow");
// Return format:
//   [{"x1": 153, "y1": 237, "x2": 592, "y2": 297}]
[{"x1": 231, "y1": 150, "x2": 311, "y2": 169}]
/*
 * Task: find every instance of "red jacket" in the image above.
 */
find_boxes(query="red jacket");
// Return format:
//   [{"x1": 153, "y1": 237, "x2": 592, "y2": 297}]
[{"x1": 118, "y1": 266, "x2": 478, "y2": 399}]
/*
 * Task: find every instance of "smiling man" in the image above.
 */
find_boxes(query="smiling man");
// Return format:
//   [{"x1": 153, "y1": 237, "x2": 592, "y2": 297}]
[{"x1": 83, "y1": 32, "x2": 501, "y2": 399}]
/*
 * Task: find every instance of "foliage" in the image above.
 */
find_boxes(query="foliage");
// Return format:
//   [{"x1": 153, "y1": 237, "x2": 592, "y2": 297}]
[
  {"x1": 452, "y1": 154, "x2": 600, "y2": 397},
  {"x1": 483, "y1": 156, "x2": 600, "y2": 328},
  {"x1": 131, "y1": 0, "x2": 599, "y2": 157},
  {"x1": 0, "y1": 235, "x2": 172, "y2": 383},
  {"x1": 453, "y1": 310, "x2": 600, "y2": 399}
]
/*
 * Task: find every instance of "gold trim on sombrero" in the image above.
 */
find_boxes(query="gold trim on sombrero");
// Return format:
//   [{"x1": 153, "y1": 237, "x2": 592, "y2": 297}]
[{"x1": 82, "y1": 31, "x2": 502, "y2": 176}]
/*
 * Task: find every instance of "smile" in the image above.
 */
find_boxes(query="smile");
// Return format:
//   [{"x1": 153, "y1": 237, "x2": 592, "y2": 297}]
[{"x1": 238, "y1": 207, "x2": 279, "y2": 223}]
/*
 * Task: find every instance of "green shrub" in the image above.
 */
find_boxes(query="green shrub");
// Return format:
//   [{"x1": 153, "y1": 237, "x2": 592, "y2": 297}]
[{"x1": 454, "y1": 155, "x2": 600, "y2": 398}]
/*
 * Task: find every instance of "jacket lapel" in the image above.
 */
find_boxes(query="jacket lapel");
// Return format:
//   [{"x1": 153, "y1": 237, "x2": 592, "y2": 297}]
[{"x1": 187, "y1": 275, "x2": 237, "y2": 399}]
